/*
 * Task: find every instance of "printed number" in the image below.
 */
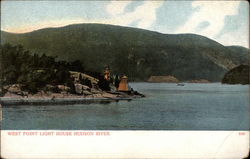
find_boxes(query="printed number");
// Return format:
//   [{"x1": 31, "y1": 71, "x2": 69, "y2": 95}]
[{"x1": 239, "y1": 132, "x2": 245, "y2": 136}]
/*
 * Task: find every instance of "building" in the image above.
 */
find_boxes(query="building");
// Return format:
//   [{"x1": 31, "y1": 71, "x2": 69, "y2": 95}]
[{"x1": 118, "y1": 75, "x2": 129, "y2": 91}]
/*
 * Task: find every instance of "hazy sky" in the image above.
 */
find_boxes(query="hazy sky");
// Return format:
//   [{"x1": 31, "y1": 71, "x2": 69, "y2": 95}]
[{"x1": 1, "y1": 0, "x2": 249, "y2": 48}]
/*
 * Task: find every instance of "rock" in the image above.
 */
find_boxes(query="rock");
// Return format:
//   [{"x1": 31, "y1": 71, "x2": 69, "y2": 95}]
[
  {"x1": 57, "y1": 85, "x2": 71, "y2": 92},
  {"x1": 70, "y1": 71, "x2": 99, "y2": 85},
  {"x1": 86, "y1": 94, "x2": 104, "y2": 98},
  {"x1": 147, "y1": 76, "x2": 179, "y2": 83},
  {"x1": 5, "y1": 84, "x2": 27, "y2": 96},
  {"x1": 110, "y1": 85, "x2": 117, "y2": 93},
  {"x1": 17, "y1": 91, "x2": 28, "y2": 96},
  {"x1": 4, "y1": 92, "x2": 22, "y2": 98},
  {"x1": 7, "y1": 84, "x2": 21, "y2": 93},
  {"x1": 90, "y1": 88, "x2": 102, "y2": 94},
  {"x1": 222, "y1": 65, "x2": 250, "y2": 84},
  {"x1": 74, "y1": 83, "x2": 83, "y2": 94},
  {"x1": 102, "y1": 92, "x2": 117, "y2": 98},
  {"x1": 74, "y1": 83, "x2": 91, "y2": 95},
  {"x1": 133, "y1": 91, "x2": 145, "y2": 97},
  {"x1": 82, "y1": 90, "x2": 92, "y2": 95},
  {"x1": 116, "y1": 92, "x2": 130, "y2": 98},
  {"x1": 81, "y1": 85, "x2": 90, "y2": 91}
]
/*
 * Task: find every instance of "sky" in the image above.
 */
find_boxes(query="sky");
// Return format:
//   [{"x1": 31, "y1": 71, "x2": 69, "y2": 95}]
[{"x1": 1, "y1": 0, "x2": 249, "y2": 48}]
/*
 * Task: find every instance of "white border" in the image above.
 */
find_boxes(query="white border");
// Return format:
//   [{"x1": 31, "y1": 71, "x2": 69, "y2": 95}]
[{"x1": 1, "y1": 130, "x2": 249, "y2": 158}]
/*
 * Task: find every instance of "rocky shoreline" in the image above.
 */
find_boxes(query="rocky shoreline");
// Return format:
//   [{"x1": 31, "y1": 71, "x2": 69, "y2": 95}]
[
  {"x1": 0, "y1": 92, "x2": 144, "y2": 106},
  {"x1": 0, "y1": 83, "x2": 145, "y2": 106}
]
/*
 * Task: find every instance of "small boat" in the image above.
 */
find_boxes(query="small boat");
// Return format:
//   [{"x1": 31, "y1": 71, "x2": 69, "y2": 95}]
[{"x1": 177, "y1": 83, "x2": 185, "y2": 86}]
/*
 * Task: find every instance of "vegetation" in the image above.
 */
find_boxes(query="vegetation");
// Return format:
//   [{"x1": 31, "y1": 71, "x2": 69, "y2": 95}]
[
  {"x1": 222, "y1": 65, "x2": 250, "y2": 84},
  {"x1": 1, "y1": 23, "x2": 249, "y2": 82},
  {"x1": 0, "y1": 44, "x2": 86, "y2": 93}
]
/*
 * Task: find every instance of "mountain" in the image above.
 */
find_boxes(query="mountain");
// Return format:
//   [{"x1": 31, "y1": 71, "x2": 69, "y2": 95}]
[
  {"x1": 222, "y1": 65, "x2": 249, "y2": 84},
  {"x1": 1, "y1": 23, "x2": 249, "y2": 81},
  {"x1": 225, "y1": 45, "x2": 249, "y2": 65}
]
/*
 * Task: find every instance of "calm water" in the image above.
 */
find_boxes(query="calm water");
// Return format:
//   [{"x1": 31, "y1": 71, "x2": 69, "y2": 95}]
[{"x1": 1, "y1": 83, "x2": 249, "y2": 130}]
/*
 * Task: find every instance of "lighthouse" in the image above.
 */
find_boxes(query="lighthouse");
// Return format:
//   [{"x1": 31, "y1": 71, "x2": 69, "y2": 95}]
[{"x1": 118, "y1": 75, "x2": 129, "y2": 91}]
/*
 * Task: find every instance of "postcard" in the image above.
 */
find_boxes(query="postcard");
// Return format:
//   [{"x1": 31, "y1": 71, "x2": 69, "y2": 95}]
[{"x1": 0, "y1": 0, "x2": 249, "y2": 158}]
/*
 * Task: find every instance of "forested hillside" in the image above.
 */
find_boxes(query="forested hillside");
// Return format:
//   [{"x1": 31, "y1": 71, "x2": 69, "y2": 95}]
[
  {"x1": 1, "y1": 23, "x2": 249, "y2": 81},
  {"x1": 0, "y1": 44, "x2": 84, "y2": 93}
]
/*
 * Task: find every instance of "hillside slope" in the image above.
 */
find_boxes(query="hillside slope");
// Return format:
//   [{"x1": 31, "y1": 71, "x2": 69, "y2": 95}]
[
  {"x1": 1, "y1": 23, "x2": 249, "y2": 81},
  {"x1": 222, "y1": 65, "x2": 249, "y2": 84}
]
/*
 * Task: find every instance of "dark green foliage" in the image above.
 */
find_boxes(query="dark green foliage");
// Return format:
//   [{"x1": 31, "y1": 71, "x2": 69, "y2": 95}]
[
  {"x1": 98, "y1": 76, "x2": 110, "y2": 91},
  {"x1": 68, "y1": 60, "x2": 85, "y2": 72},
  {"x1": 84, "y1": 71, "x2": 102, "y2": 79},
  {"x1": 66, "y1": 78, "x2": 76, "y2": 94},
  {"x1": 114, "y1": 75, "x2": 120, "y2": 88},
  {"x1": 0, "y1": 44, "x2": 84, "y2": 93},
  {"x1": 1, "y1": 24, "x2": 249, "y2": 81},
  {"x1": 84, "y1": 79, "x2": 92, "y2": 88},
  {"x1": 222, "y1": 65, "x2": 250, "y2": 84},
  {"x1": 226, "y1": 46, "x2": 250, "y2": 65}
]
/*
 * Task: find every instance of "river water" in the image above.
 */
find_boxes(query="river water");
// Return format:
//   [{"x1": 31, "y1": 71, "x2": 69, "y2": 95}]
[{"x1": 1, "y1": 83, "x2": 249, "y2": 130}]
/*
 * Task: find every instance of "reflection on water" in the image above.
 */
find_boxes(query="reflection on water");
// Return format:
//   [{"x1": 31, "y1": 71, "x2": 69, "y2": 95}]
[{"x1": 2, "y1": 83, "x2": 249, "y2": 130}]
